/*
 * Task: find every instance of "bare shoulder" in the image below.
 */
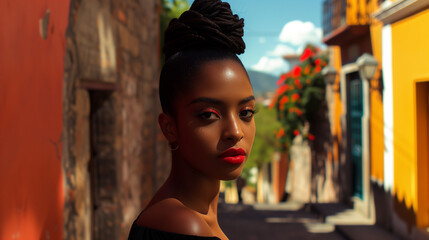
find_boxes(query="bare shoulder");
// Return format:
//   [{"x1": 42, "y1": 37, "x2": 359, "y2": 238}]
[{"x1": 136, "y1": 198, "x2": 213, "y2": 237}]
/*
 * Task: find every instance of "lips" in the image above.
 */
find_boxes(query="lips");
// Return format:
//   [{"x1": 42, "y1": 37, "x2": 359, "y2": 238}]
[{"x1": 219, "y1": 148, "x2": 246, "y2": 164}]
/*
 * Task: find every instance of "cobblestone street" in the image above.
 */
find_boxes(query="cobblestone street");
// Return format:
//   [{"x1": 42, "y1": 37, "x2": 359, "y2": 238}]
[{"x1": 218, "y1": 202, "x2": 346, "y2": 240}]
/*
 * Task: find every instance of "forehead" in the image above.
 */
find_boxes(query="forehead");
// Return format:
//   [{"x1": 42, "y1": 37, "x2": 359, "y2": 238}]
[{"x1": 188, "y1": 59, "x2": 252, "y2": 98}]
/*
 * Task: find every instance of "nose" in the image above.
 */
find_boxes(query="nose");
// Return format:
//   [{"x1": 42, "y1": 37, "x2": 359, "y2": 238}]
[{"x1": 222, "y1": 114, "x2": 244, "y2": 143}]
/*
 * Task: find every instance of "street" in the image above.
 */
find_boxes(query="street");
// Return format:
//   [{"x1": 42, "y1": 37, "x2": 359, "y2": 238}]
[{"x1": 218, "y1": 202, "x2": 346, "y2": 240}]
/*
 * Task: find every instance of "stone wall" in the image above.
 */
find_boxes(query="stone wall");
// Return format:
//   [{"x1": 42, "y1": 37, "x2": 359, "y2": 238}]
[
  {"x1": 286, "y1": 98, "x2": 342, "y2": 204},
  {"x1": 309, "y1": 100, "x2": 340, "y2": 203},
  {"x1": 289, "y1": 137, "x2": 312, "y2": 202},
  {"x1": 62, "y1": 0, "x2": 170, "y2": 239}
]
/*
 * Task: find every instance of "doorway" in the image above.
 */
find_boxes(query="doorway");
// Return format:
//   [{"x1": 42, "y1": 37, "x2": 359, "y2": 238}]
[
  {"x1": 415, "y1": 80, "x2": 429, "y2": 228},
  {"x1": 347, "y1": 71, "x2": 363, "y2": 199},
  {"x1": 89, "y1": 90, "x2": 118, "y2": 239}
]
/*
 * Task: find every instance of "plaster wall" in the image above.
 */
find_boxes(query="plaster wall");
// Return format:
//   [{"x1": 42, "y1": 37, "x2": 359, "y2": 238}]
[
  {"x1": 391, "y1": 7, "x2": 429, "y2": 229},
  {"x1": 0, "y1": 0, "x2": 70, "y2": 239}
]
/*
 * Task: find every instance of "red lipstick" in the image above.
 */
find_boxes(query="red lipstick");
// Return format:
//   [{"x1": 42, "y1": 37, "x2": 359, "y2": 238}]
[{"x1": 219, "y1": 148, "x2": 246, "y2": 164}]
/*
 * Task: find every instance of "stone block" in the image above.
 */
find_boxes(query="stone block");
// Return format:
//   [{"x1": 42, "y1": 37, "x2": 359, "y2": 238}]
[
  {"x1": 63, "y1": 0, "x2": 162, "y2": 239},
  {"x1": 118, "y1": 23, "x2": 140, "y2": 57},
  {"x1": 117, "y1": 9, "x2": 127, "y2": 23}
]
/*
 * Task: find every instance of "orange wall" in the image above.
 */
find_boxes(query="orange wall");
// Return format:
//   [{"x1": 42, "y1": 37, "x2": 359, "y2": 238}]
[
  {"x1": 391, "y1": 8, "x2": 429, "y2": 227},
  {"x1": 369, "y1": 20, "x2": 384, "y2": 182},
  {"x1": 0, "y1": 0, "x2": 70, "y2": 239},
  {"x1": 331, "y1": 46, "x2": 342, "y2": 163},
  {"x1": 272, "y1": 153, "x2": 288, "y2": 203},
  {"x1": 346, "y1": 0, "x2": 378, "y2": 25}
]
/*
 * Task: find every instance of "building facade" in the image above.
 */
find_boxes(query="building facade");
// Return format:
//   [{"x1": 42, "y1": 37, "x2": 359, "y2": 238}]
[
  {"x1": 374, "y1": 0, "x2": 429, "y2": 237},
  {"x1": 323, "y1": 0, "x2": 429, "y2": 238},
  {"x1": 0, "y1": 0, "x2": 170, "y2": 239}
]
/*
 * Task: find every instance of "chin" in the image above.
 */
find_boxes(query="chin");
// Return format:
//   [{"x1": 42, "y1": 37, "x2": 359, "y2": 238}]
[
  {"x1": 218, "y1": 169, "x2": 243, "y2": 181},
  {"x1": 221, "y1": 175, "x2": 240, "y2": 181}
]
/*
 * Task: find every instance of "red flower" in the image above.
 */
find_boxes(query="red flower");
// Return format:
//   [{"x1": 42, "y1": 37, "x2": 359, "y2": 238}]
[
  {"x1": 279, "y1": 96, "x2": 288, "y2": 111},
  {"x1": 315, "y1": 58, "x2": 321, "y2": 66},
  {"x1": 304, "y1": 65, "x2": 310, "y2": 74},
  {"x1": 294, "y1": 129, "x2": 300, "y2": 136},
  {"x1": 315, "y1": 65, "x2": 321, "y2": 73},
  {"x1": 291, "y1": 93, "x2": 300, "y2": 102},
  {"x1": 309, "y1": 134, "x2": 315, "y2": 141},
  {"x1": 288, "y1": 108, "x2": 302, "y2": 116},
  {"x1": 294, "y1": 79, "x2": 302, "y2": 89},
  {"x1": 277, "y1": 74, "x2": 287, "y2": 85},
  {"x1": 277, "y1": 84, "x2": 289, "y2": 95},
  {"x1": 292, "y1": 66, "x2": 302, "y2": 78},
  {"x1": 300, "y1": 48, "x2": 314, "y2": 62},
  {"x1": 280, "y1": 96, "x2": 289, "y2": 104},
  {"x1": 276, "y1": 128, "x2": 285, "y2": 139}
]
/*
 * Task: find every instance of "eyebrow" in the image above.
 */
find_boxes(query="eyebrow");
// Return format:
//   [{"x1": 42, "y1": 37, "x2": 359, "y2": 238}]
[
  {"x1": 239, "y1": 96, "x2": 256, "y2": 105},
  {"x1": 188, "y1": 95, "x2": 255, "y2": 106}
]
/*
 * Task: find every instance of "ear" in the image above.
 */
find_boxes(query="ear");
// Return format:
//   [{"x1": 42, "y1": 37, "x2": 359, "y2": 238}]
[{"x1": 158, "y1": 112, "x2": 178, "y2": 143}]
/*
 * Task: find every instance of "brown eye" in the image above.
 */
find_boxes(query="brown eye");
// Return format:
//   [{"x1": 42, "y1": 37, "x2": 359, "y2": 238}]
[
  {"x1": 239, "y1": 109, "x2": 255, "y2": 119},
  {"x1": 198, "y1": 109, "x2": 220, "y2": 120}
]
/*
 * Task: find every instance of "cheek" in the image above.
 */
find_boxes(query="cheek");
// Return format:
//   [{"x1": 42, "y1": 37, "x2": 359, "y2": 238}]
[
  {"x1": 180, "y1": 124, "x2": 220, "y2": 154},
  {"x1": 245, "y1": 121, "x2": 256, "y2": 146}
]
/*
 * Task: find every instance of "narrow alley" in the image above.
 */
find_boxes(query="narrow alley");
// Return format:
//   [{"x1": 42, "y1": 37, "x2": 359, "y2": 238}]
[
  {"x1": 218, "y1": 202, "x2": 345, "y2": 240},
  {"x1": 3, "y1": 0, "x2": 429, "y2": 239}
]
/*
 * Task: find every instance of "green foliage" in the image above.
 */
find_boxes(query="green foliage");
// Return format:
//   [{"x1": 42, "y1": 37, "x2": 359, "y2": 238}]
[
  {"x1": 242, "y1": 103, "x2": 281, "y2": 182},
  {"x1": 160, "y1": 0, "x2": 190, "y2": 62},
  {"x1": 271, "y1": 45, "x2": 329, "y2": 150}
]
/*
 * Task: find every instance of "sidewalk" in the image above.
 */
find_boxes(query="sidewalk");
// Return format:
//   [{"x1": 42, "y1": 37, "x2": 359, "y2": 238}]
[
  {"x1": 218, "y1": 201, "x2": 346, "y2": 240},
  {"x1": 310, "y1": 203, "x2": 402, "y2": 240}
]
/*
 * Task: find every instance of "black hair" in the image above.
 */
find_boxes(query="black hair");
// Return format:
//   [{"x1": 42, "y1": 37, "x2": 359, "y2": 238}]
[{"x1": 159, "y1": 0, "x2": 247, "y2": 115}]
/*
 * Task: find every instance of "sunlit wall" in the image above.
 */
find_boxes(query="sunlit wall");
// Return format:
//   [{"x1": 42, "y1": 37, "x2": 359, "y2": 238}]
[
  {"x1": 0, "y1": 0, "x2": 70, "y2": 239},
  {"x1": 391, "y1": 7, "x2": 429, "y2": 228}
]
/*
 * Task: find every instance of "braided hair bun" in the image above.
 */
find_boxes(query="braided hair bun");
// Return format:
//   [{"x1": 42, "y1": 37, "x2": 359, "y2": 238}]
[
  {"x1": 159, "y1": 0, "x2": 249, "y2": 114},
  {"x1": 163, "y1": 0, "x2": 245, "y2": 59}
]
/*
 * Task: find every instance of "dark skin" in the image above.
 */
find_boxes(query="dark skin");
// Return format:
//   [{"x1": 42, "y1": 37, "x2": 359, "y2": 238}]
[{"x1": 137, "y1": 59, "x2": 255, "y2": 240}]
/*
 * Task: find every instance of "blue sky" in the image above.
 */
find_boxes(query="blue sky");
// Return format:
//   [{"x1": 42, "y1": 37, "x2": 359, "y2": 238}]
[{"x1": 186, "y1": 0, "x2": 325, "y2": 76}]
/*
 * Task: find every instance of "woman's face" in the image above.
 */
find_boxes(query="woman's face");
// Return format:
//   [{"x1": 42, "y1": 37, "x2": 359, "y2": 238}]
[{"x1": 173, "y1": 59, "x2": 255, "y2": 180}]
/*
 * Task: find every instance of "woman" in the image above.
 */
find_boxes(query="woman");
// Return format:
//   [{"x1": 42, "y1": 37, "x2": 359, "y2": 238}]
[{"x1": 128, "y1": 0, "x2": 255, "y2": 239}]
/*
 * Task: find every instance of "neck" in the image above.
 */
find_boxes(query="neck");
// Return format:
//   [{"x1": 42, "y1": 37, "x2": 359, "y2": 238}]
[{"x1": 167, "y1": 153, "x2": 221, "y2": 215}]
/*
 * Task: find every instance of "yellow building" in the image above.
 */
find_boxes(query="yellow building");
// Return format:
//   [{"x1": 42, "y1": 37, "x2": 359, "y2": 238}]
[
  {"x1": 374, "y1": 0, "x2": 429, "y2": 237},
  {"x1": 323, "y1": 0, "x2": 429, "y2": 239},
  {"x1": 323, "y1": 0, "x2": 384, "y2": 217}
]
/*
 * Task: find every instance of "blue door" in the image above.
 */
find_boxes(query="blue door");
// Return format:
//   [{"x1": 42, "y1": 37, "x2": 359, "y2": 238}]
[{"x1": 347, "y1": 72, "x2": 363, "y2": 199}]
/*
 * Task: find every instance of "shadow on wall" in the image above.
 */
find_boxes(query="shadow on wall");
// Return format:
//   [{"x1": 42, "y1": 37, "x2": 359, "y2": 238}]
[
  {"x1": 393, "y1": 190, "x2": 416, "y2": 234},
  {"x1": 372, "y1": 71, "x2": 384, "y2": 100},
  {"x1": 372, "y1": 180, "x2": 416, "y2": 236},
  {"x1": 309, "y1": 99, "x2": 340, "y2": 203}
]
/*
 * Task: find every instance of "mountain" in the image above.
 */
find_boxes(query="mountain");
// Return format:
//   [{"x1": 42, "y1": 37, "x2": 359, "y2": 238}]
[{"x1": 247, "y1": 70, "x2": 278, "y2": 95}]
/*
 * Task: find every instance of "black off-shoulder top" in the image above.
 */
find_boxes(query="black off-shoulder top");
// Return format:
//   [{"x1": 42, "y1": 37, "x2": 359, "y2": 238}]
[{"x1": 128, "y1": 220, "x2": 222, "y2": 240}]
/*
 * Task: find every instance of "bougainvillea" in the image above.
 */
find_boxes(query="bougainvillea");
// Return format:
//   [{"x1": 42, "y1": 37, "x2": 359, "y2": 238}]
[{"x1": 270, "y1": 45, "x2": 328, "y2": 150}]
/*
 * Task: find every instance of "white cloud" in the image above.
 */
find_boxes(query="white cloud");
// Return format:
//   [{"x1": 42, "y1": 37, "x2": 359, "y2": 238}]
[
  {"x1": 279, "y1": 20, "x2": 323, "y2": 47},
  {"x1": 251, "y1": 56, "x2": 290, "y2": 76},
  {"x1": 267, "y1": 44, "x2": 295, "y2": 57},
  {"x1": 248, "y1": 20, "x2": 324, "y2": 76},
  {"x1": 296, "y1": 45, "x2": 306, "y2": 56}
]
